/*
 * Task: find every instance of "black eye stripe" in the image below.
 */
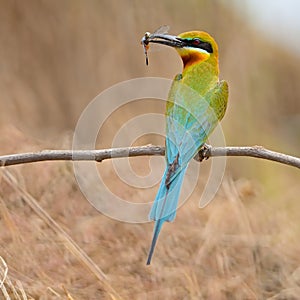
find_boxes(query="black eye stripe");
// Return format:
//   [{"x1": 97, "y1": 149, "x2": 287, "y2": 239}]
[{"x1": 182, "y1": 38, "x2": 213, "y2": 53}]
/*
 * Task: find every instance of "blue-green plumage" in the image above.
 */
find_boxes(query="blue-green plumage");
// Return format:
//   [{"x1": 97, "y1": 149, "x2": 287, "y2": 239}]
[{"x1": 145, "y1": 30, "x2": 228, "y2": 264}]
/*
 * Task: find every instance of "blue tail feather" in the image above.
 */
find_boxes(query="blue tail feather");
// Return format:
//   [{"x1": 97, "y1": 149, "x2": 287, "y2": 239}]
[
  {"x1": 147, "y1": 167, "x2": 187, "y2": 264},
  {"x1": 146, "y1": 210, "x2": 165, "y2": 265}
]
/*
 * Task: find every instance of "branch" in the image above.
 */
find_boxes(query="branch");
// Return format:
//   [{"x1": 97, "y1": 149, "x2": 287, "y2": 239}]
[{"x1": 0, "y1": 145, "x2": 299, "y2": 169}]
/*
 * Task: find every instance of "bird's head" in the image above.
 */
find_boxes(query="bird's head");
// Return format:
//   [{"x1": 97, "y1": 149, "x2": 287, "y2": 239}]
[{"x1": 144, "y1": 30, "x2": 218, "y2": 69}]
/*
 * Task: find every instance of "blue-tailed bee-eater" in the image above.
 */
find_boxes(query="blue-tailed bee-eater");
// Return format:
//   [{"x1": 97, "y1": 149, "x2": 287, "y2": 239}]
[{"x1": 142, "y1": 28, "x2": 228, "y2": 264}]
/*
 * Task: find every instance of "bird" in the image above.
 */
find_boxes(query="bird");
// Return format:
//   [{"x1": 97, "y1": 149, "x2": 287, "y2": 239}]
[{"x1": 142, "y1": 29, "x2": 229, "y2": 264}]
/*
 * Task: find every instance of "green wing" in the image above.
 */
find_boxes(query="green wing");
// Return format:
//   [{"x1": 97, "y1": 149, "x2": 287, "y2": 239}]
[
  {"x1": 165, "y1": 78, "x2": 228, "y2": 169},
  {"x1": 206, "y1": 80, "x2": 228, "y2": 122}
]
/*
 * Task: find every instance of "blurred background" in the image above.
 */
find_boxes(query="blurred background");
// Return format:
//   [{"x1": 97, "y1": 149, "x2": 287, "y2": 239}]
[{"x1": 0, "y1": 0, "x2": 299, "y2": 299}]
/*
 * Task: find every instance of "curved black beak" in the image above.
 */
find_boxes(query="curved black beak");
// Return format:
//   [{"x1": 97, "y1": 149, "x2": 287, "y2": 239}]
[
  {"x1": 141, "y1": 30, "x2": 185, "y2": 65},
  {"x1": 142, "y1": 33, "x2": 185, "y2": 48}
]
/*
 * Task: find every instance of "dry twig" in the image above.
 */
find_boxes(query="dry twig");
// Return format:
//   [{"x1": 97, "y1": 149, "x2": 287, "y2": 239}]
[{"x1": 0, "y1": 145, "x2": 299, "y2": 169}]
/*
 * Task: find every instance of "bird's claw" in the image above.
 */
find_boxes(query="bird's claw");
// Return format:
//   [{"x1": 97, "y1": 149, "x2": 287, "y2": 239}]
[{"x1": 194, "y1": 143, "x2": 212, "y2": 162}]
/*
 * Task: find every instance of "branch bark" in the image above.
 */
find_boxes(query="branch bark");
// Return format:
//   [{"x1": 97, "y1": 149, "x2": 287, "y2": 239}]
[{"x1": 0, "y1": 145, "x2": 299, "y2": 169}]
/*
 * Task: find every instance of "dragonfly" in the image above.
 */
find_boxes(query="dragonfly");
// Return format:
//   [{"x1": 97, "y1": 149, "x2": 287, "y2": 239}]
[{"x1": 141, "y1": 25, "x2": 170, "y2": 65}]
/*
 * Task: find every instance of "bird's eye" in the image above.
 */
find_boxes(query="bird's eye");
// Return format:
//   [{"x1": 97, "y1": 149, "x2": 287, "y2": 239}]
[{"x1": 192, "y1": 38, "x2": 202, "y2": 46}]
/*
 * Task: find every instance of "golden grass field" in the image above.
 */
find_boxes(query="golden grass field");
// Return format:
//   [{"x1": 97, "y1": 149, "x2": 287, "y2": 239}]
[{"x1": 0, "y1": 1, "x2": 300, "y2": 299}]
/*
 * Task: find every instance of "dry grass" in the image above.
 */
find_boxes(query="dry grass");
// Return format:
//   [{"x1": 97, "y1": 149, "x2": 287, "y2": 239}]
[
  {"x1": 0, "y1": 1, "x2": 300, "y2": 299},
  {"x1": 0, "y1": 127, "x2": 299, "y2": 299}
]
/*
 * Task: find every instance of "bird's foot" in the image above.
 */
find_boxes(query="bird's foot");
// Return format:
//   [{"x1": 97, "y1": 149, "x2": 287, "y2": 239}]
[{"x1": 194, "y1": 143, "x2": 212, "y2": 162}]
